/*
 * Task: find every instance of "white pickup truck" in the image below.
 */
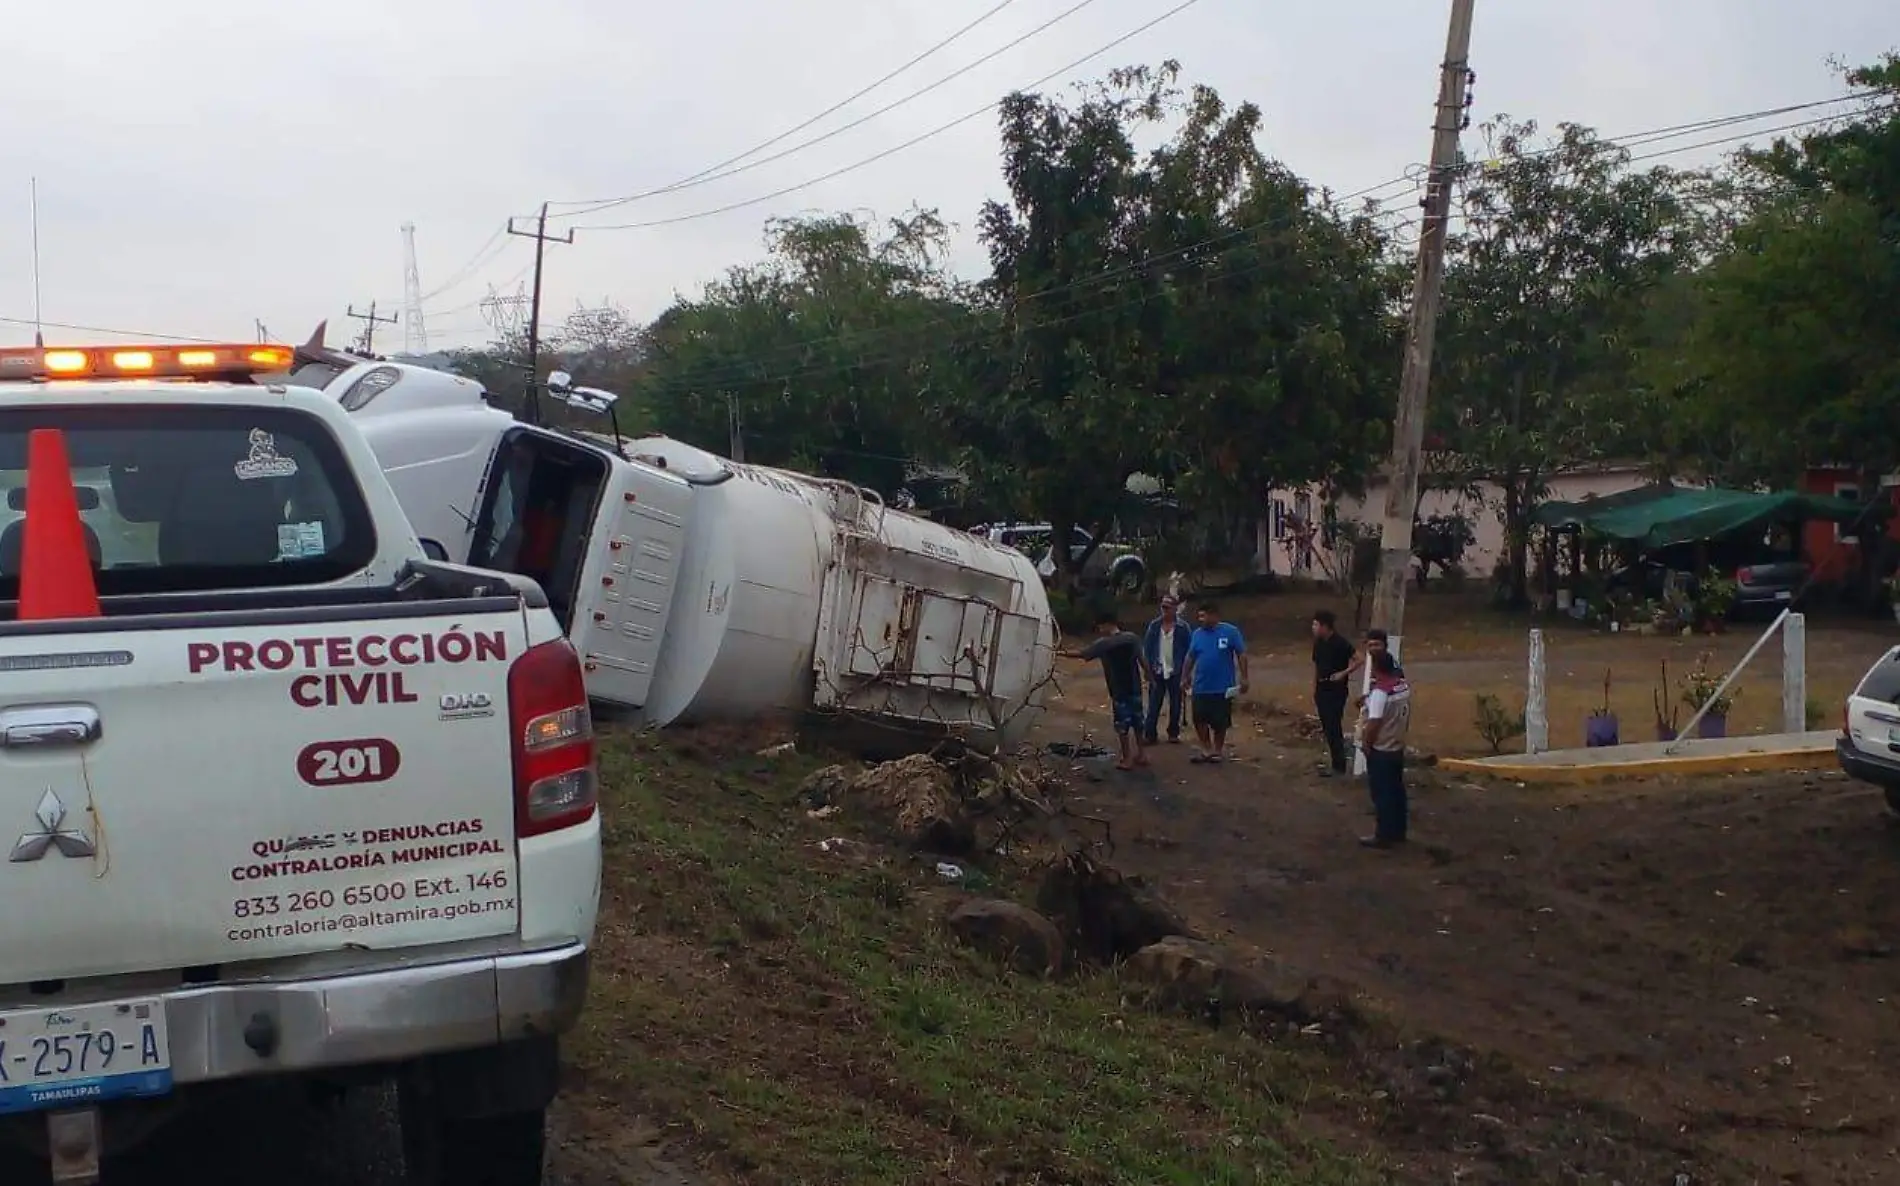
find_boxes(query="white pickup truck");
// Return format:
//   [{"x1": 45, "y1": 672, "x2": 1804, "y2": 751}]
[{"x1": 0, "y1": 342, "x2": 600, "y2": 1185}]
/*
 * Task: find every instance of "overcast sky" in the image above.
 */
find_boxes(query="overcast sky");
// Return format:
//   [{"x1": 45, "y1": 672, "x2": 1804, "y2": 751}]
[{"x1": 0, "y1": 0, "x2": 1889, "y2": 352}]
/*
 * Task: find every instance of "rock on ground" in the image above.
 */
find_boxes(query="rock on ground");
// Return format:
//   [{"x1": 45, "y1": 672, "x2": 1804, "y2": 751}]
[
  {"x1": 944, "y1": 898, "x2": 1065, "y2": 976},
  {"x1": 1124, "y1": 935, "x2": 1332, "y2": 1028}
]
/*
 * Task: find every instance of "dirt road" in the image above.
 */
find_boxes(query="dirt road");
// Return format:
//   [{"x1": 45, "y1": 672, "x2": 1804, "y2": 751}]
[{"x1": 1044, "y1": 681, "x2": 1900, "y2": 1182}]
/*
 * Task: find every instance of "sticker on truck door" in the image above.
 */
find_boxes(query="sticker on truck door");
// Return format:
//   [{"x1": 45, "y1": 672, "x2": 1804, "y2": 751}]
[{"x1": 226, "y1": 818, "x2": 515, "y2": 945}]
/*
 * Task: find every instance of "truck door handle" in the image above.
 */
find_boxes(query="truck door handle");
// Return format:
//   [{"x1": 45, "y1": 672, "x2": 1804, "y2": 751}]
[{"x1": 0, "y1": 705, "x2": 103, "y2": 749}]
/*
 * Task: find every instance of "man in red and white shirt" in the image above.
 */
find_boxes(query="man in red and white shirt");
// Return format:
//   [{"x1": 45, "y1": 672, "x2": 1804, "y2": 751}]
[{"x1": 1358, "y1": 649, "x2": 1413, "y2": 849}]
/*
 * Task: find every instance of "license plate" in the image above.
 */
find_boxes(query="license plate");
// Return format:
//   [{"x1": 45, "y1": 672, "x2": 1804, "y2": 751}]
[
  {"x1": 1775, "y1": 590, "x2": 1792, "y2": 600},
  {"x1": 0, "y1": 999, "x2": 172, "y2": 1114}
]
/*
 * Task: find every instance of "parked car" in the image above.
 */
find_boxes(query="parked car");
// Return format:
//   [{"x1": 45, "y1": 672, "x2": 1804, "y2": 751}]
[
  {"x1": 1838, "y1": 646, "x2": 1900, "y2": 813},
  {"x1": 1604, "y1": 549, "x2": 1809, "y2": 617},
  {"x1": 974, "y1": 522, "x2": 1146, "y2": 593},
  {"x1": 1731, "y1": 558, "x2": 1809, "y2": 612}
]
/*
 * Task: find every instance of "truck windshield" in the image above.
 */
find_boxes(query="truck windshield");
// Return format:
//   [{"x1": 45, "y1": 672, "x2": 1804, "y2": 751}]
[{"x1": 0, "y1": 405, "x2": 377, "y2": 599}]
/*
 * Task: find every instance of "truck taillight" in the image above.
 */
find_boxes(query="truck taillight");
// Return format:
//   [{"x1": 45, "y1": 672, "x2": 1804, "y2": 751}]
[{"x1": 508, "y1": 638, "x2": 597, "y2": 838}]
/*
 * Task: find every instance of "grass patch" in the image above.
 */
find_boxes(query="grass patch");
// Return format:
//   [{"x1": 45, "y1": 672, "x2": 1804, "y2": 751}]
[{"x1": 566, "y1": 726, "x2": 1385, "y2": 1186}]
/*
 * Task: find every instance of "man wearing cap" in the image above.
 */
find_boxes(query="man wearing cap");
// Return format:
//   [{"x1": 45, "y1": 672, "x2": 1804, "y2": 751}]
[{"x1": 1141, "y1": 594, "x2": 1190, "y2": 745}]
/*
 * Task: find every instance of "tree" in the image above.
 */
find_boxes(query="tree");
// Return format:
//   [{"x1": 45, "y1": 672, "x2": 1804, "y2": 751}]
[
  {"x1": 1433, "y1": 117, "x2": 1704, "y2": 605},
  {"x1": 635, "y1": 210, "x2": 980, "y2": 493},
  {"x1": 951, "y1": 63, "x2": 1399, "y2": 582},
  {"x1": 956, "y1": 64, "x2": 1176, "y2": 583},
  {"x1": 1663, "y1": 56, "x2": 1900, "y2": 488}
]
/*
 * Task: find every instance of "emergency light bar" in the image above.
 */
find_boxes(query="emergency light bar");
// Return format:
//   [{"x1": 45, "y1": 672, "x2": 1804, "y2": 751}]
[{"x1": 0, "y1": 343, "x2": 293, "y2": 382}]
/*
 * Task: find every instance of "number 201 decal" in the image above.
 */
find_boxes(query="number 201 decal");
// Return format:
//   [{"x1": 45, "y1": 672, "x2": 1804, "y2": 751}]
[{"x1": 296, "y1": 738, "x2": 402, "y2": 786}]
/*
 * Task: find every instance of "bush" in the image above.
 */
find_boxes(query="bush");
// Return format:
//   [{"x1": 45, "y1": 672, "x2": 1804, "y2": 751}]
[{"x1": 1472, "y1": 693, "x2": 1527, "y2": 754}]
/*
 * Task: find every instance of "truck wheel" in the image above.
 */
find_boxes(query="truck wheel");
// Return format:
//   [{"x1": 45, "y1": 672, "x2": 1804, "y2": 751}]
[
  {"x1": 399, "y1": 1084, "x2": 546, "y2": 1186},
  {"x1": 1114, "y1": 562, "x2": 1146, "y2": 595}
]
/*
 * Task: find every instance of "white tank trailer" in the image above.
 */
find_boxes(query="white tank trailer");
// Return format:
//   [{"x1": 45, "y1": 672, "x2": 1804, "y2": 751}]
[{"x1": 276, "y1": 328, "x2": 1057, "y2": 750}]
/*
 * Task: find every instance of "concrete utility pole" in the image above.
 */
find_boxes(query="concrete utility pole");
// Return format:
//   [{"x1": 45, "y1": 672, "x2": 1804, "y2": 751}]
[
  {"x1": 346, "y1": 301, "x2": 398, "y2": 355},
  {"x1": 1369, "y1": 0, "x2": 1477, "y2": 648},
  {"x1": 507, "y1": 203, "x2": 574, "y2": 425}
]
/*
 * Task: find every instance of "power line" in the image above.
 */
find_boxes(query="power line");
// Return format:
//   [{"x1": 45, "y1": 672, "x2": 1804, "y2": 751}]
[
  {"x1": 573, "y1": 0, "x2": 1209, "y2": 232},
  {"x1": 0, "y1": 315, "x2": 222, "y2": 343},
  {"x1": 553, "y1": 0, "x2": 1099, "y2": 219},
  {"x1": 418, "y1": 226, "x2": 512, "y2": 302},
  {"x1": 549, "y1": 0, "x2": 1027, "y2": 215},
  {"x1": 615, "y1": 96, "x2": 1874, "y2": 388},
  {"x1": 1621, "y1": 102, "x2": 1892, "y2": 166},
  {"x1": 629, "y1": 98, "x2": 1887, "y2": 397}
]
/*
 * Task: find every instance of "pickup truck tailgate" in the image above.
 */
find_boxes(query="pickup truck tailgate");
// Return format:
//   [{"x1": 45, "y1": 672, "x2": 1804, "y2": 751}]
[{"x1": 0, "y1": 608, "x2": 527, "y2": 984}]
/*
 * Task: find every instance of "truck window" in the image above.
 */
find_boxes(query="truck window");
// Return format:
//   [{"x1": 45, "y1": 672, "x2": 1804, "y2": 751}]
[
  {"x1": 468, "y1": 430, "x2": 608, "y2": 631},
  {"x1": 0, "y1": 405, "x2": 376, "y2": 599},
  {"x1": 1855, "y1": 654, "x2": 1900, "y2": 705}
]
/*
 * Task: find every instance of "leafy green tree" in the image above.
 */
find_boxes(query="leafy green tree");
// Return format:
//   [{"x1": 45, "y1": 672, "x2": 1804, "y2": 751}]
[
  {"x1": 1433, "y1": 117, "x2": 1703, "y2": 604},
  {"x1": 635, "y1": 210, "x2": 979, "y2": 493},
  {"x1": 1664, "y1": 56, "x2": 1900, "y2": 488},
  {"x1": 955, "y1": 63, "x2": 1399, "y2": 580}
]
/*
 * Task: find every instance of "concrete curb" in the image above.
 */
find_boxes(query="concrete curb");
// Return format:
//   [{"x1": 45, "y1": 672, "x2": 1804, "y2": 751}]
[{"x1": 1440, "y1": 731, "x2": 1838, "y2": 785}]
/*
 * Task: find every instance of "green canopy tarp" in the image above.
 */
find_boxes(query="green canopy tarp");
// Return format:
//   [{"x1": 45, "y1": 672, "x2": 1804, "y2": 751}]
[{"x1": 1531, "y1": 485, "x2": 1867, "y2": 550}]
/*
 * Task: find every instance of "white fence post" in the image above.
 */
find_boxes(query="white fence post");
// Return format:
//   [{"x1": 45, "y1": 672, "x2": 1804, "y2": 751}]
[
  {"x1": 1782, "y1": 611, "x2": 1807, "y2": 734},
  {"x1": 1526, "y1": 628, "x2": 1549, "y2": 754}
]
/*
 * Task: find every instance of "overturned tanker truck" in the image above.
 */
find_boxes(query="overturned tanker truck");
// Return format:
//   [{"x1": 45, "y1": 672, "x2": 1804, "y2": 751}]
[{"x1": 271, "y1": 326, "x2": 1058, "y2": 750}]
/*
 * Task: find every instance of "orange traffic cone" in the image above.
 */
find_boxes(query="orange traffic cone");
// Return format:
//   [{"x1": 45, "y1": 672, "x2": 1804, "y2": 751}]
[{"x1": 18, "y1": 428, "x2": 101, "y2": 621}]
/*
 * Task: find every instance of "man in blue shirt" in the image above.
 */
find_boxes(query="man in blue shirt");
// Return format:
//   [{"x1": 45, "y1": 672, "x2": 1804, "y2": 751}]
[{"x1": 1182, "y1": 601, "x2": 1247, "y2": 764}]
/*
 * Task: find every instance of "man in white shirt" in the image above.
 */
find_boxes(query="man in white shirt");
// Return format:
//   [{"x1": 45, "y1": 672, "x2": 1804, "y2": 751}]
[{"x1": 1141, "y1": 595, "x2": 1189, "y2": 745}]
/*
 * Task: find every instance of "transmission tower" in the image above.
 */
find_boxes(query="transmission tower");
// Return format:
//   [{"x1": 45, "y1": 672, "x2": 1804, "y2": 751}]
[
  {"x1": 400, "y1": 222, "x2": 428, "y2": 353},
  {"x1": 479, "y1": 282, "x2": 529, "y2": 338}
]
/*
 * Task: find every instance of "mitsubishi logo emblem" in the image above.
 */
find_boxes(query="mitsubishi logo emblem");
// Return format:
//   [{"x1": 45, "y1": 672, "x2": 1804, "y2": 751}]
[{"x1": 10, "y1": 790, "x2": 95, "y2": 862}]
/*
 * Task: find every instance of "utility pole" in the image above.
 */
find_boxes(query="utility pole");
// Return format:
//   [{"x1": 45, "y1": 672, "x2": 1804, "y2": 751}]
[
  {"x1": 1369, "y1": 0, "x2": 1477, "y2": 650},
  {"x1": 346, "y1": 301, "x2": 398, "y2": 355},
  {"x1": 507, "y1": 203, "x2": 573, "y2": 424}
]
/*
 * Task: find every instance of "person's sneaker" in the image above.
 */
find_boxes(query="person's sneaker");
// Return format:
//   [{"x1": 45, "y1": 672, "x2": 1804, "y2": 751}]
[
  {"x1": 1317, "y1": 766, "x2": 1337, "y2": 778},
  {"x1": 1358, "y1": 835, "x2": 1402, "y2": 850}
]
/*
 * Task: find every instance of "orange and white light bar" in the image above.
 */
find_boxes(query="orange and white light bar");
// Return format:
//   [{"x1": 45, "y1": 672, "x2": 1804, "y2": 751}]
[{"x1": 0, "y1": 343, "x2": 293, "y2": 382}]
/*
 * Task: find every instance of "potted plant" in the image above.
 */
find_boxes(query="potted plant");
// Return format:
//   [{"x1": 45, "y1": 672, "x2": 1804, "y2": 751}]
[
  {"x1": 1585, "y1": 667, "x2": 1619, "y2": 747},
  {"x1": 1693, "y1": 569, "x2": 1739, "y2": 634},
  {"x1": 1679, "y1": 652, "x2": 1736, "y2": 739},
  {"x1": 1653, "y1": 660, "x2": 1682, "y2": 741}
]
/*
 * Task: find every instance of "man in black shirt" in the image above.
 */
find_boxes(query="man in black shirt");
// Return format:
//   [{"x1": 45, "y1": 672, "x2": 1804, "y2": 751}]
[
  {"x1": 1310, "y1": 609, "x2": 1355, "y2": 776},
  {"x1": 1068, "y1": 610, "x2": 1152, "y2": 771}
]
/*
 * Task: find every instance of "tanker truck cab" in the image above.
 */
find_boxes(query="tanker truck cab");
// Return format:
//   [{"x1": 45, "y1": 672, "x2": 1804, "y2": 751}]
[
  {"x1": 461, "y1": 425, "x2": 699, "y2": 719},
  {"x1": 0, "y1": 342, "x2": 599, "y2": 1186}
]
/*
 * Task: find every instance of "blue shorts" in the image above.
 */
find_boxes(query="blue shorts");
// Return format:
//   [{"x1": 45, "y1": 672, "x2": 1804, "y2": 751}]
[{"x1": 1111, "y1": 694, "x2": 1143, "y2": 734}]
